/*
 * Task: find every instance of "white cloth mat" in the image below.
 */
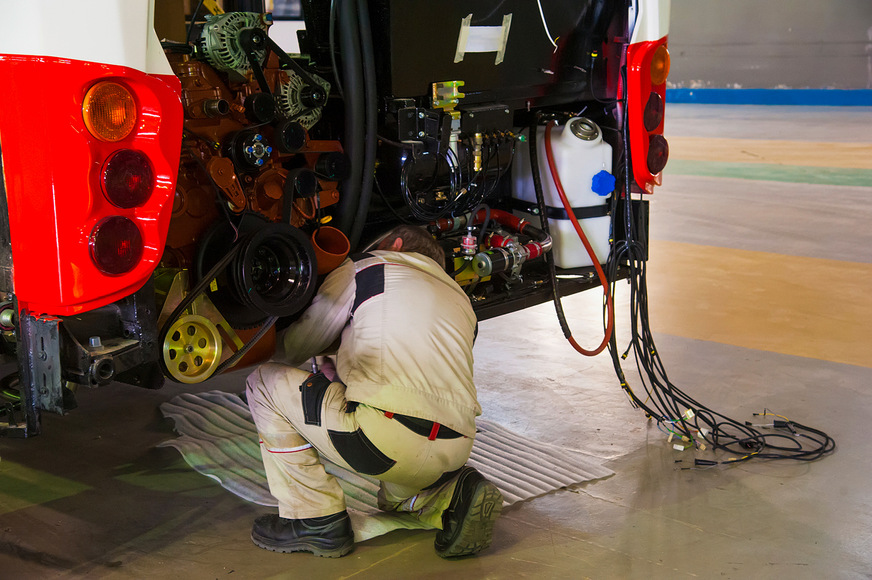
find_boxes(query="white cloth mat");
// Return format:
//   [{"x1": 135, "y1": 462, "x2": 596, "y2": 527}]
[{"x1": 159, "y1": 391, "x2": 613, "y2": 541}]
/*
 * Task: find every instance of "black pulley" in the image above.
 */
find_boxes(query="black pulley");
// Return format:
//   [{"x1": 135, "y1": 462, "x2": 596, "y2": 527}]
[
  {"x1": 275, "y1": 120, "x2": 307, "y2": 153},
  {"x1": 226, "y1": 130, "x2": 273, "y2": 171},
  {"x1": 244, "y1": 92, "x2": 276, "y2": 124},
  {"x1": 196, "y1": 214, "x2": 318, "y2": 328},
  {"x1": 284, "y1": 168, "x2": 319, "y2": 199},
  {"x1": 315, "y1": 152, "x2": 351, "y2": 181}
]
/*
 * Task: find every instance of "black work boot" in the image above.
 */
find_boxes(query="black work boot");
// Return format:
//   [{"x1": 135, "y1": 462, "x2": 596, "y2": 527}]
[
  {"x1": 434, "y1": 466, "x2": 503, "y2": 558},
  {"x1": 250, "y1": 511, "x2": 354, "y2": 558}
]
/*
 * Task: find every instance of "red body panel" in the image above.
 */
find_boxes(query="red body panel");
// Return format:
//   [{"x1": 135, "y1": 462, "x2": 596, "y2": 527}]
[
  {"x1": 0, "y1": 55, "x2": 183, "y2": 315},
  {"x1": 626, "y1": 37, "x2": 668, "y2": 192}
]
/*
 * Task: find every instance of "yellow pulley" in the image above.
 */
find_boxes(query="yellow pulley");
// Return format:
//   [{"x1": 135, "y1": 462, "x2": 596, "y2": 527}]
[{"x1": 162, "y1": 315, "x2": 223, "y2": 384}]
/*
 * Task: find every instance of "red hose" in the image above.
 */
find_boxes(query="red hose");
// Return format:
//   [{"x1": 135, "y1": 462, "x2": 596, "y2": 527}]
[{"x1": 543, "y1": 121, "x2": 615, "y2": 356}]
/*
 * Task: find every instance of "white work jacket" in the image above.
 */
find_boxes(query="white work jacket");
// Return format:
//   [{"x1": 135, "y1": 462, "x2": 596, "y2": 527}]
[{"x1": 276, "y1": 250, "x2": 481, "y2": 437}]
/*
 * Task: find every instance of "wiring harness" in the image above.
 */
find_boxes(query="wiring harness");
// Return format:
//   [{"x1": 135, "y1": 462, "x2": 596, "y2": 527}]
[
  {"x1": 604, "y1": 169, "x2": 835, "y2": 464},
  {"x1": 532, "y1": 82, "x2": 835, "y2": 467},
  {"x1": 603, "y1": 71, "x2": 834, "y2": 465}
]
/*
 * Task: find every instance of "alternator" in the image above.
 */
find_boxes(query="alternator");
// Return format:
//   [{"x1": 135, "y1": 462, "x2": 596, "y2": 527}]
[
  {"x1": 199, "y1": 12, "x2": 270, "y2": 79},
  {"x1": 276, "y1": 71, "x2": 331, "y2": 130}
]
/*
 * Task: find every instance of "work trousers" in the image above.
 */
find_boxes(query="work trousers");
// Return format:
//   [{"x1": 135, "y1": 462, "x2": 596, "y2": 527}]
[{"x1": 245, "y1": 363, "x2": 475, "y2": 528}]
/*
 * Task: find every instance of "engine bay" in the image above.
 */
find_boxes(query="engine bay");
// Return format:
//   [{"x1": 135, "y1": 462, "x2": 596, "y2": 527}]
[{"x1": 129, "y1": 2, "x2": 635, "y2": 387}]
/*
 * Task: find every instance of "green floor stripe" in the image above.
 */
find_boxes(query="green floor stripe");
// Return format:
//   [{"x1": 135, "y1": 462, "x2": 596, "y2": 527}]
[
  {"x1": 667, "y1": 159, "x2": 872, "y2": 187},
  {"x1": 0, "y1": 460, "x2": 92, "y2": 514}
]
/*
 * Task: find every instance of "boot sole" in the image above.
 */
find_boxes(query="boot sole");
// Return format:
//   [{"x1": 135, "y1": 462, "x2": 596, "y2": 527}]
[
  {"x1": 250, "y1": 531, "x2": 354, "y2": 558},
  {"x1": 437, "y1": 480, "x2": 503, "y2": 558}
]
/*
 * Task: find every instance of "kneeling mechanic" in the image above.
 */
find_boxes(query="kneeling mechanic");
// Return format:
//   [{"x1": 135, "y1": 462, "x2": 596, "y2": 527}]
[{"x1": 245, "y1": 225, "x2": 503, "y2": 558}]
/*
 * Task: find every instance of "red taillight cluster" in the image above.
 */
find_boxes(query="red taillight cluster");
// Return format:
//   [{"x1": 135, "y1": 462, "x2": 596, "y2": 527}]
[
  {"x1": 0, "y1": 54, "x2": 182, "y2": 315},
  {"x1": 83, "y1": 81, "x2": 152, "y2": 275},
  {"x1": 627, "y1": 38, "x2": 671, "y2": 192}
]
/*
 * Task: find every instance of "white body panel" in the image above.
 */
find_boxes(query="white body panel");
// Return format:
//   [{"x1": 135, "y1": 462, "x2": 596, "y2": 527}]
[
  {"x1": 270, "y1": 20, "x2": 306, "y2": 53},
  {"x1": 630, "y1": 0, "x2": 671, "y2": 44},
  {"x1": 0, "y1": 0, "x2": 171, "y2": 75}
]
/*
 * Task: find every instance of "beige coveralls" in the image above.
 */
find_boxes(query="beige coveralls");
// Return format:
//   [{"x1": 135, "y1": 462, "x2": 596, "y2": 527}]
[{"x1": 245, "y1": 250, "x2": 480, "y2": 528}]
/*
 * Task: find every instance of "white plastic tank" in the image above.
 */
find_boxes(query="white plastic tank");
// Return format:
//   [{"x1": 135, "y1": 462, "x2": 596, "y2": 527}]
[{"x1": 512, "y1": 117, "x2": 614, "y2": 268}]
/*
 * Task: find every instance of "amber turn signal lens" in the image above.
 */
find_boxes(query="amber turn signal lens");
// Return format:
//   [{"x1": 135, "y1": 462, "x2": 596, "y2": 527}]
[
  {"x1": 650, "y1": 45, "x2": 671, "y2": 86},
  {"x1": 83, "y1": 82, "x2": 137, "y2": 142}
]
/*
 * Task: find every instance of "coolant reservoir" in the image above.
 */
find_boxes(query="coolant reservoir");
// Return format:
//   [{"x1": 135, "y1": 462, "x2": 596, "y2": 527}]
[{"x1": 512, "y1": 118, "x2": 614, "y2": 268}]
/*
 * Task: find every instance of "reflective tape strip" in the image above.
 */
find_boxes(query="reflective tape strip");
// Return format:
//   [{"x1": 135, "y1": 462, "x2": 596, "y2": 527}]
[{"x1": 260, "y1": 440, "x2": 314, "y2": 454}]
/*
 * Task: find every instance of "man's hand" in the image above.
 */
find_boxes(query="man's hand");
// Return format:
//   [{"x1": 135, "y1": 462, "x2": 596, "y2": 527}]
[{"x1": 320, "y1": 357, "x2": 338, "y2": 382}]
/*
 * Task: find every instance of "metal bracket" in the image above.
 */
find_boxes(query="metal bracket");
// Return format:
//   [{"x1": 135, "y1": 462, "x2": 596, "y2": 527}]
[
  {"x1": 15, "y1": 312, "x2": 63, "y2": 436},
  {"x1": 396, "y1": 107, "x2": 441, "y2": 142}
]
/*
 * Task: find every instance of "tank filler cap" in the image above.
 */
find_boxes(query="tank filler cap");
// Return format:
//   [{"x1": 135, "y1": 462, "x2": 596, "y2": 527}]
[
  {"x1": 592, "y1": 170, "x2": 616, "y2": 196},
  {"x1": 569, "y1": 118, "x2": 600, "y2": 141}
]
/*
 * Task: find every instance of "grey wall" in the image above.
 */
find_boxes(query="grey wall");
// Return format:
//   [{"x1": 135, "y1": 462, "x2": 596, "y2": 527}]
[{"x1": 667, "y1": 0, "x2": 872, "y2": 89}]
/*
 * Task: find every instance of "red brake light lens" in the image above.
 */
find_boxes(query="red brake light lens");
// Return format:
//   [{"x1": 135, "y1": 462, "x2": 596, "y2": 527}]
[
  {"x1": 647, "y1": 135, "x2": 669, "y2": 175},
  {"x1": 102, "y1": 149, "x2": 155, "y2": 208},
  {"x1": 90, "y1": 216, "x2": 143, "y2": 275},
  {"x1": 643, "y1": 92, "x2": 665, "y2": 132},
  {"x1": 102, "y1": 149, "x2": 154, "y2": 209}
]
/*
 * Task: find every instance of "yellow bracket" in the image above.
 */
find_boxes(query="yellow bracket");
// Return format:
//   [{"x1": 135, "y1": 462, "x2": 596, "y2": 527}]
[
  {"x1": 203, "y1": 0, "x2": 224, "y2": 15},
  {"x1": 432, "y1": 80, "x2": 465, "y2": 115},
  {"x1": 157, "y1": 270, "x2": 245, "y2": 352}
]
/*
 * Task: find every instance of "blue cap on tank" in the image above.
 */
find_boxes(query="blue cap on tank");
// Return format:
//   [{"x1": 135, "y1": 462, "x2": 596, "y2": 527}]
[{"x1": 591, "y1": 170, "x2": 616, "y2": 196}]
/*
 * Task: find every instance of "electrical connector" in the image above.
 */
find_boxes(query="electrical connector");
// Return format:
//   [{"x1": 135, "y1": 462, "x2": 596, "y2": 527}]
[{"x1": 774, "y1": 420, "x2": 798, "y2": 434}]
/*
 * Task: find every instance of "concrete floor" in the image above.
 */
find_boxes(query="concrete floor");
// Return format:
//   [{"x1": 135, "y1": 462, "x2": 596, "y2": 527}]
[{"x1": 2, "y1": 104, "x2": 872, "y2": 579}]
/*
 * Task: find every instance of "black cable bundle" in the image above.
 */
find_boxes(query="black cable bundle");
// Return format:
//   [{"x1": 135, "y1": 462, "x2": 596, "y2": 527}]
[{"x1": 598, "y1": 69, "x2": 835, "y2": 466}]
